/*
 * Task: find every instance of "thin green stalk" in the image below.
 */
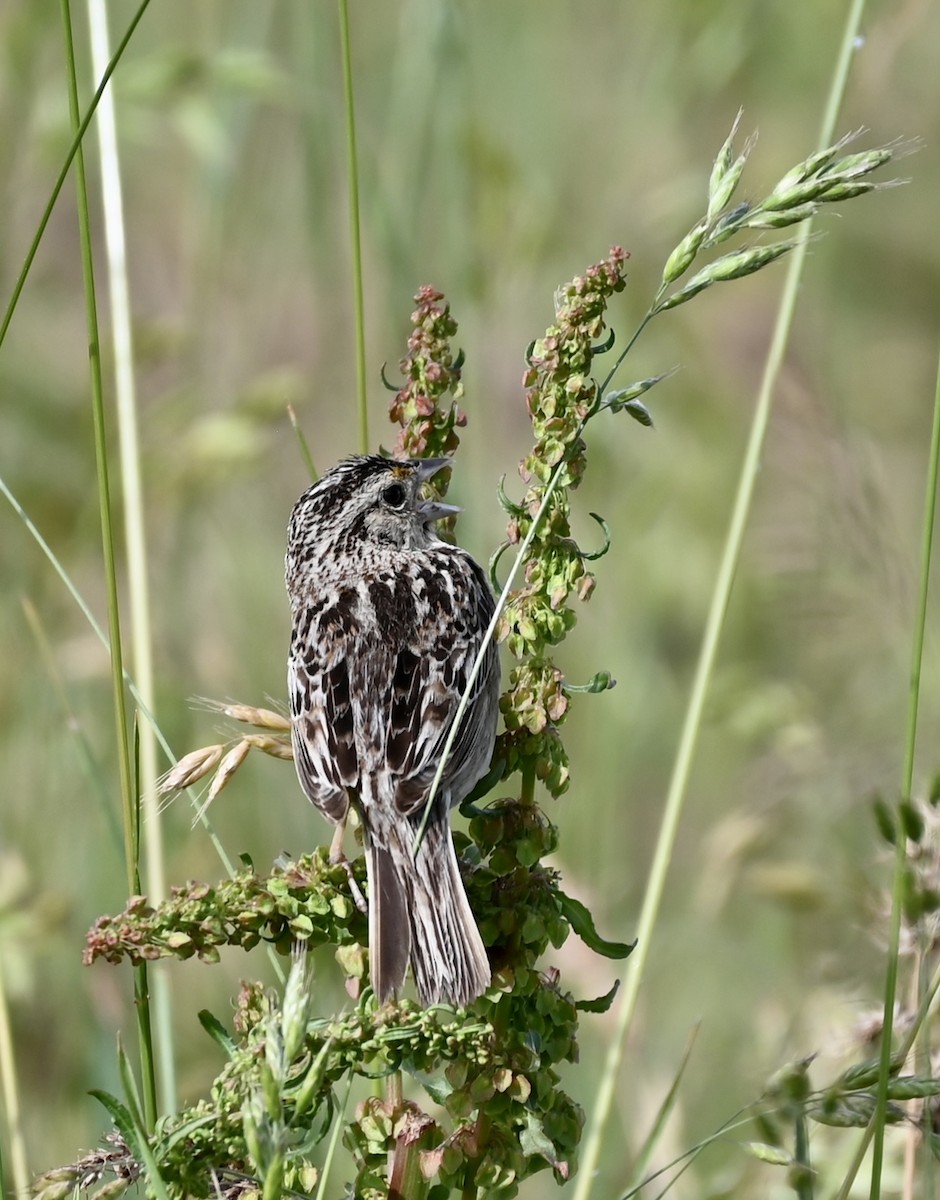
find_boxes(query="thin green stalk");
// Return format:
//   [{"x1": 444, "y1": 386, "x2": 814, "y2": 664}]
[
  {"x1": 288, "y1": 403, "x2": 319, "y2": 482},
  {"x1": 793, "y1": 1112, "x2": 813, "y2": 1200},
  {"x1": 1, "y1": 471, "x2": 240, "y2": 878},
  {"x1": 867, "y1": 242, "x2": 940, "y2": 1200},
  {"x1": 338, "y1": 0, "x2": 368, "y2": 452},
  {"x1": 0, "y1": 0, "x2": 150, "y2": 355},
  {"x1": 86, "y1": 0, "x2": 175, "y2": 1116},
  {"x1": 573, "y1": 5, "x2": 866, "y2": 1195},
  {"x1": 60, "y1": 0, "x2": 156, "y2": 1129},
  {"x1": 834, "y1": 919, "x2": 940, "y2": 1200},
  {"x1": 22, "y1": 596, "x2": 123, "y2": 851},
  {"x1": 0, "y1": 955, "x2": 29, "y2": 1198},
  {"x1": 314, "y1": 1071, "x2": 353, "y2": 1200}
]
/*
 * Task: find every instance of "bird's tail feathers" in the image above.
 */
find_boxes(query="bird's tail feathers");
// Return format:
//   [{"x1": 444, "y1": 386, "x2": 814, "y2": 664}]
[
  {"x1": 365, "y1": 819, "x2": 490, "y2": 1008},
  {"x1": 366, "y1": 840, "x2": 411, "y2": 1004}
]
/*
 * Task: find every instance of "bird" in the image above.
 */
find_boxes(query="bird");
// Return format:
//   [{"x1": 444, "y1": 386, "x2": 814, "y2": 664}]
[{"x1": 285, "y1": 454, "x2": 499, "y2": 1007}]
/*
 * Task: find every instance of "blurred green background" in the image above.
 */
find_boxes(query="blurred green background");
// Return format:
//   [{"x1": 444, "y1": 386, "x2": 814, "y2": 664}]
[{"x1": 2, "y1": 1, "x2": 939, "y2": 1196}]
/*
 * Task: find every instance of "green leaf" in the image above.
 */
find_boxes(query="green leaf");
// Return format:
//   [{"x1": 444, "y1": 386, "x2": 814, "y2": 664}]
[
  {"x1": 556, "y1": 889, "x2": 636, "y2": 959},
  {"x1": 116, "y1": 1037, "x2": 146, "y2": 1134},
  {"x1": 496, "y1": 473, "x2": 526, "y2": 517},
  {"x1": 591, "y1": 327, "x2": 616, "y2": 355},
  {"x1": 379, "y1": 361, "x2": 400, "y2": 392},
  {"x1": 581, "y1": 512, "x2": 611, "y2": 561},
  {"x1": 406, "y1": 1068, "x2": 453, "y2": 1108},
  {"x1": 488, "y1": 539, "x2": 512, "y2": 593},
  {"x1": 872, "y1": 794, "x2": 896, "y2": 845},
  {"x1": 90, "y1": 1084, "x2": 171, "y2": 1200},
  {"x1": 88, "y1": 1090, "x2": 144, "y2": 1162},
  {"x1": 899, "y1": 800, "x2": 925, "y2": 843},
  {"x1": 519, "y1": 1110, "x2": 560, "y2": 1167},
  {"x1": 576, "y1": 979, "x2": 620, "y2": 1013},
  {"x1": 198, "y1": 1008, "x2": 237, "y2": 1057},
  {"x1": 564, "y1": 671, "x2": 616, "y2": 695}
]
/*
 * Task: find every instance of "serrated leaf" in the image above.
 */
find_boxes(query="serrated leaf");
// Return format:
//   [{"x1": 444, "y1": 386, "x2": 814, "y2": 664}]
[
  {"x1": 198, "y1": 1009, "x2": 237, "y2": 1057},
  {"x1": 576, "y1": 979, "x2": 620, "y2": 1013},
  {"x1": 557, "y1": 890, "x2": 636, "y2": 959}
]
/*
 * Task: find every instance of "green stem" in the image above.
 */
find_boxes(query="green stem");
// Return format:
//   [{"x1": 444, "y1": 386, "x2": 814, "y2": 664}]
[
  {"x1": 85, "y1": 0, "x2": 175, "y2": 1116},
  {"x1": 867, "y1": 180, "x2": 940, "y2": 1200},
  {"x1": 0, "y1": 956, "x2": 29, "y2": 1197},
  {"x1": 574, "y1": 4, "x2": 864, "y2": 1193},
  {"x1": 793, "y1": 1111, "x2": 813, "y2": 1200},
  {"x1": 0, "y1": 0, "x2": 150, "y2": 355},
  {"x1": 520, "y1": 760, "x2": 536, "y2": 807},
  {"x1": 338, "y1": 0, "x2": 368, "y2": 453},
  {"x1": 60, "y1": 0, "x2": 157, "y2": 1129}
]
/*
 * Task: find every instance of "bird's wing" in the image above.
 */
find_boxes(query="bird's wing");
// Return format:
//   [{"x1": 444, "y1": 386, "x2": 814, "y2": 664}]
[
  {"x1": 384, "y1": 571, "x2": 497, "y2": 816},
  {"x1": 289, "y1": 616, "x2": 357, "y2": 824}
]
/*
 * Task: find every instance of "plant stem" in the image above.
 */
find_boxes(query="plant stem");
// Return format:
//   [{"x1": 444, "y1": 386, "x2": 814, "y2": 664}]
[
  {"x1": 520, "y1": 760, "x2": 536, "y2": 807},
  {"x1": 0, "y1": 0, "x2": 151, "y2": 356},
  {"x1": 338, "y1": 0, "x2": 368, "y2": 453},
  {"x1": 60, "y1": 0, "x2": 157, "y2": 1129},
  {"x1": 868, "y1": 197, "x2": 940, "y2": 1200},
  {"x1": 85, "y1": 0, "x2": 175, "y2": 1116},
  {"x1": 573, "y1": 3, "x2": 864, "y2": 1192},
  {"x1": 0, "y1": 956, "x2": 29, "y2": 1197}
]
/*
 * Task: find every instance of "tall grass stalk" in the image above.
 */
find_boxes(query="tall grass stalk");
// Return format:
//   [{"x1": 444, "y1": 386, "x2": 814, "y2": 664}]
[
  {"x1": 574, "y1": 1, "x2": 868, "y2": 1194},
  {"x1": 0, "y1": 956, "x2": 29, "y2": 1197},
  {"x1": 338, "y1": 0, "x2": 368, "y2": 454},
  {"x1": 867, "y1": 273, "x2": 940, "y2": 1200},
  {"x1": 60, "y1": 0, "x2": 157, "y2": 1129},
  {"x1": 0, "y1": 0, "x2": 150, "y2": 356},
  {"x1": 85, "y1": 0, "x2": 175, "y2": 1116}
]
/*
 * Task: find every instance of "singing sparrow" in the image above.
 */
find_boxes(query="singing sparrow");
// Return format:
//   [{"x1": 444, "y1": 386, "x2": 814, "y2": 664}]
[{"x1": 286, "y1": 455, "x2": 499, "y2": 1006}]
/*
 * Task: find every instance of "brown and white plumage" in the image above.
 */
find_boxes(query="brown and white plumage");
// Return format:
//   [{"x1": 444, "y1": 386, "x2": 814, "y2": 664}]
[{"x1": 286, "y1": 455, "x2": 499, "y2": 1006}]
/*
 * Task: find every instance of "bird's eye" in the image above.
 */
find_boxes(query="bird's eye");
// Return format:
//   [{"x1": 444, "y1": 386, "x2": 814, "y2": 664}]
[{"x1": 382, "y1": 482, "x2": 407, "y2": 509}]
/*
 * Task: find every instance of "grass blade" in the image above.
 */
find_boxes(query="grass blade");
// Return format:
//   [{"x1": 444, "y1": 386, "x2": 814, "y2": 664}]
[
  {"x1": 60, "y1": 0, "x2": 157, "y2": 1127},
  {"x1": 573, "y1": 2, "x2": 868, "y2": 1195}
]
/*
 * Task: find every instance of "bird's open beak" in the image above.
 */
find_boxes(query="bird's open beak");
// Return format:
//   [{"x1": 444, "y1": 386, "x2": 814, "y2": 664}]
[
  {"x1": 413, "y1": 457, "x2": 452, "y2": 483},
  {"x1": 413, "y1": 457, "x2": 461, "y2": 524}
]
